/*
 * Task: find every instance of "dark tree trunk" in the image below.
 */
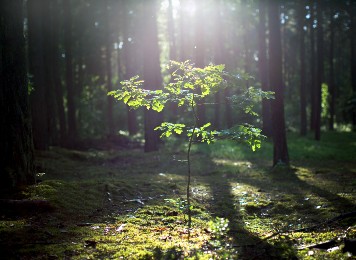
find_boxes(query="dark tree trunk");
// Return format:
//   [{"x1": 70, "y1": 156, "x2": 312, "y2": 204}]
[
  {"x1": 258, "y1": 0, "x2": 272, "y2": 136},
  {"x1": 27, "y1": 0, "x2": 49, "y2": 150},
  {"x1": 142, "y1": 0, "x2": 162, "y2": 152},
  {"x1": 309, "y1": 1, "x2": 317, "y2": 131},
  {"x1": 63, "y1": 0, "x2": 78, "y2": 145},
  {"x1": 121, "y1": 0, "x2": 138, "y2": 136},
  {"x1": 42, "y1": 1, "x2": 58, "y2": 145},
  {"x1": 298, "y1": 1, "x2": 308, "y2": 136},
  {"x1": 328, "y1": 11, "x2": 335, "y2": 131},
  {"x1": 51, "y1": 0, "x2": 67, "y2": 146},
  {"x1": 315, "y1": 0, "x2": 324, "y2": 140},
  {"x1": 105, "y1": 0, "x2": 114, "y2": 136},
  {"x1": 350, "y1": 2, "x2": 356, "y2": 131},
  {"x1": 268, "y1": 1, "x2": 289, "y2": 166},
  {"x1": 0, "y1": 0, "x2": 35, "y2": 190}
]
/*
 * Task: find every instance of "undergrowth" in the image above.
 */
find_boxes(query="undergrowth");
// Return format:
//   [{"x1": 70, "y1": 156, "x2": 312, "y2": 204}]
[{"x1": 0, "y1": 131, "x2": 355, "y2": 259}]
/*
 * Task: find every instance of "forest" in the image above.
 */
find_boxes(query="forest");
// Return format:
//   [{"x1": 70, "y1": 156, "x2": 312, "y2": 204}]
[{"x1": 0, "y1": 0, "x2": 355, "y2": 259}]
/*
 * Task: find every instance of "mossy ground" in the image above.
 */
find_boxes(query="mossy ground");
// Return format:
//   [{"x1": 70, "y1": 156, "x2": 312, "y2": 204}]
[{"x1": 0, "y1": 132, "x2": 355, "y2": 259}]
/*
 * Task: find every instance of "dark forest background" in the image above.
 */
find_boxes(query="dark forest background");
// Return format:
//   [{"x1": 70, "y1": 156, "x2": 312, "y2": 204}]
[{"x1": 1, "y1": 0, "x2": 355, "y2": 189}]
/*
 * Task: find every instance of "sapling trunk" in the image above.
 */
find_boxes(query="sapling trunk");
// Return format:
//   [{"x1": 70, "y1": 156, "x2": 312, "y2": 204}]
[{"x1": 186, "y1": 97, "x2": 198, "y2": 239}]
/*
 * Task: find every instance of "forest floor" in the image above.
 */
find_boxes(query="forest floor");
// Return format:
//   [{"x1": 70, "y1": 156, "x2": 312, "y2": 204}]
[{"x1": 0, "y1": 132, "x2": 356, "y2": 259}]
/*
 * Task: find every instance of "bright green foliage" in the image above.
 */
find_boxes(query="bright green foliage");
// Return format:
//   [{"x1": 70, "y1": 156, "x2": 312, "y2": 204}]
[
  {"x1": 108, "y1": 60, "x2": 271, "y2": 236},
  {"x1": 108, "y1": 76, "x2": 168, "y2": 112},
  {"x1": 154, "y1": 122, "x2": 186, "y2": 138},
  {"x1": 219, "y1": 124, "x2": 264, "y2": 151},
  {"x1": 108, "y1": 61, "x2": 226, "y2": 112},
  {"x1": 108, "y1": 60, "x2": 270, "y2": 151},
  {"x1": 187, "y1": 123, "x2": 217, "y2": 144}
]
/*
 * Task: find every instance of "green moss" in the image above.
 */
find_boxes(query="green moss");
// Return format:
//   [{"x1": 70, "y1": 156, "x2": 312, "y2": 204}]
[{"x1": 1, "y1": 132, "x2": 356, "y2": 258}]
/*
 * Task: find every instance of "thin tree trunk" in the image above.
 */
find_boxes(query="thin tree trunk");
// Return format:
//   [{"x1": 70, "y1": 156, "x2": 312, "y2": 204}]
[
  {"x1": 350, "y1": 2, "x2": 356, "y2": 131},
  {"x1": 298, "y1": 1, "x2": 308, "y2": 136},
  {"x1": 309, "y1": 1, "x2": 317, "y2": 131},
  {"x1": 315, "y1": 0, "x2": 324, "y2": 140},
  {"x1": 268, "y1": 0, "x2": 289, "y2": 166},
  {"x1": 328, "y1": 11, "x2": 335, "y2": 131}
]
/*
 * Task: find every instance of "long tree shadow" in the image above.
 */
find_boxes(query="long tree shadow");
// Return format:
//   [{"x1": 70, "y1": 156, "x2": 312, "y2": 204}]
[
  {"x1": 192, "y1": 142, "x2": 356, "y2": 259},
  {"x1": 240, "y1": 161, "x2": 356, "y2": 218},
  {"x1": 193, "y1": 146, "x2": 297, "y2": 259}
]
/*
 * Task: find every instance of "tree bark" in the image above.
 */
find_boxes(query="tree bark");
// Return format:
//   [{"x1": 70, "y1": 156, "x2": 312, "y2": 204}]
[
  {"x1": 309, "y1": 1, "x2": 317, "y2": 132},
  {"x1": 350, "y1": 2, "x2": 356, "y2": 131},
  {"x1": 258, "y1": 0, "x2": 272, "y2": 136},
  {"x1": 315, "y1": 0, "x2": 324, "y2": 140},
  {"x1": 47, "y1": 0, "x2": 66, "y2": 146},
  {"x1": 0, "y1": 0, "x2": 36, "y2": 190},
  {"x1": 63, "y1": 0, "x2": 78, "y2": 146},
  {"x1": 142, "y1": 0, "x2": 163, "y2": 152},
  {"x1": 268, "y1": 0, "x2": 289, "y2": 166},
  {"x1": 120, "y1": 0, "x2": 138, "y2": 136},
  {"x1": 105, "y1": 0, "x2": 114, "y2": 136},
  {"x1": 27, "y1": 0, "x2": 49, "y2": 150},
  {"x1": 328, "y1": 10, "x2": 335, "y2": 131},
  {"x1": 298, "y1": 1, "x2": 308, "y2": 136}
]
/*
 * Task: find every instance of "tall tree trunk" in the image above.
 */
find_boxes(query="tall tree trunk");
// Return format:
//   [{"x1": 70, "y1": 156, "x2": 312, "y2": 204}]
[
  {"x1": 309, "y1": 1, "x2": 317, "y2": 131},
  {"x1": 315, "y1": 0, "x2": 324, "y2": 140},
  {"x1": 121, "y1": 0, "x2": 138, "y2": 136},
  {"x1": 258, "y1": 0, "x2": 272, "y2": 136},
  {"x1": 51, "y1": 0, "x2": 67, "y2": 146},
  {"x1": 27, "y1": 0, "x2": 49, "y2": 150},
  {"x1": 212, "y1": 0, "x2": 224, "y2": 129},
  {"x1": 350, "y1": 2, "x2": 356, "y2": 131},
  {"x1": 120, "y1": 0, "x2": 138, "y2": 135},
  {"x1": 268, "y1": 0, "x2": 289, "y2": 166},
  {"x1": 328, "y1": 11, "x2": 335, "y2": 131},
  {"x1": 194, "y1": 0, "x2": 206, "y2": 126},
  {"x1": 142, "y1": 0, "x2": 163, "y2": 152},
  {"x1": 167, "y1": 0, "x2": 178, "y2": 121},
  {"x1": 42, "y1": 1, "x2": 58, "y2": 145},
  {"x1": 0, "y1": 0, "x2": 35, "y2": 190},
  {"x1": 179, "y1": 0, "x2": 188, "y2": 61},
  {"x1": 63, "y1": 0, "x2": 78, "y2": 146},
  {"x1": 105, "y1": 0, "x2": 114, "y2": 136},
  {"x1": 298, "y1": 1, "x2": 307, "y2": 136}
]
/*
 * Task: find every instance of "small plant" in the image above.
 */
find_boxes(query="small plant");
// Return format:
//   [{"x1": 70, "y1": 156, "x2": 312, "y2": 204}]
[
  {"x1": 109, "y1": 60, "x2": 272, "y2": 237},
  {"x1": 209, "y1": 217, "x2": 230, "y2": 238},
  {"x1": 164, "y1": 198, "x2": 192, "y2": 215}
]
